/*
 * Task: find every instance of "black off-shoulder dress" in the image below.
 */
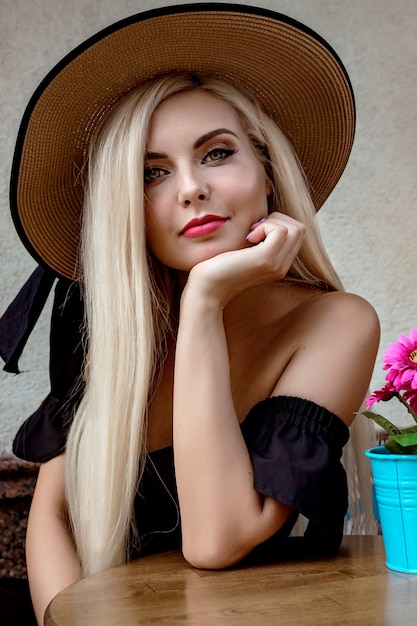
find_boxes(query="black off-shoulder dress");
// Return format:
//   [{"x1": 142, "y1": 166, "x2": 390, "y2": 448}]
[{"x1": 1, "y1": 267, "x2": 350, "y2": 562}]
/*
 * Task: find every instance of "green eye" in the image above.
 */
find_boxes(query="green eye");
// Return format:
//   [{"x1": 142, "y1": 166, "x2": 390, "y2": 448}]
[{"x1": 204, "y1": 148, "x2": 236, "y2": 163}]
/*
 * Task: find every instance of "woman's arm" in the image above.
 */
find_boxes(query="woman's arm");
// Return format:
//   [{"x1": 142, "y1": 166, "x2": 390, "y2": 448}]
[
  {"x1": 173, "y1": 214, "x2": 379, "y2": 569},
  {"x1": 173, "y1": 215, "x2": 304, "y2": 569},
  {"x1": 26, "y1": 454, "x2": 82, "y2": 625},
  {"x1": 174, "y1": 294, "x2": 293, "y2": 569}
]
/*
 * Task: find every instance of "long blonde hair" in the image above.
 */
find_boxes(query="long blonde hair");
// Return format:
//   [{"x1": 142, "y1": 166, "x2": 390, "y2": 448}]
[{"x1": 66, "y1": 74, "x2": 346, "y2": 576}]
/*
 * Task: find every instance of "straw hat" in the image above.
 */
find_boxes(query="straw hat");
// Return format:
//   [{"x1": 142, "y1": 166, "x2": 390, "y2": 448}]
[{"x1": 10, "y1": 3, "x2": 355, "y2": 280}]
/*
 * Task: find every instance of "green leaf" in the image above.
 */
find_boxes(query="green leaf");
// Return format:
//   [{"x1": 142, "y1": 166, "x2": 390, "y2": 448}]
[
  {"x1": 401, "y1": 425, "x2": 417, "y2": 434},
  {"x1": 392, "y1": 433, "x2": 417, "y2": 447},
  {"x1": 361, "y1": 411, "x2": 401, "y2": 435},
  {"x1": 385, "y1": 434, "x2": 417, "y2": 455}
]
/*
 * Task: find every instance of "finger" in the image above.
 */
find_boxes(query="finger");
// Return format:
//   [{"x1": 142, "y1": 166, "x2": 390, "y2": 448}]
[
  {"x1": 248, "y1": 217, "x2": 266, "y2": 231},
  {"x1": 245, "y1": 217, "x2": 266, "y2": 243},
  {"x1": 246, "y1": 226, "x2": 267, "y2": 243},
  {"x1": 257, "y1": 228, "x2": 303, "y2": 279},
  {"x1": 246, "y1": 214, "x2": 283, "y2": 243},
  {"x1": 246, "y1": 214, "x2": 305, "y2": 245}
]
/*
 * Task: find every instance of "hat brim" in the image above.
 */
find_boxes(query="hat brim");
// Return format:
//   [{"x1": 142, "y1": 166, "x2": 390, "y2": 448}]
[{"x1": 11, "y1": 3, "x2": 355, "y2": 280}]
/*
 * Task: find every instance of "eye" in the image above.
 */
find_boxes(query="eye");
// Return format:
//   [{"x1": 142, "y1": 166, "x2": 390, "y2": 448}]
[
  {"x1": 203, "y1": 147, "x2": 236, "y2": 164},
  {"x1": 143, "y1": 166, "x2": 168, "y2": 184}
]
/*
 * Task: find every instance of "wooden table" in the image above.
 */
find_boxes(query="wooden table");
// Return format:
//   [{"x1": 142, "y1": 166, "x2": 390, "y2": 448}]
[{"x1": 45, "y1": 536, "x2": 417, "y2": 625}]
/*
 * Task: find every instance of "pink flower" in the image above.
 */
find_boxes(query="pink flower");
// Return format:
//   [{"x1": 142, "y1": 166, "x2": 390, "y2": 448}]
[
  {"x1": 404, "y1": 388, "x2": 417, "y2": 413},
  {"x1": 383, "y1": 329, "x2": 417, "y2": 392},
  {"x1": 365, "y1": 383, "x2": 395, "y2": 408},
  {"x1": 362, "y1": 330, "x2": 417, "y2": 446}
]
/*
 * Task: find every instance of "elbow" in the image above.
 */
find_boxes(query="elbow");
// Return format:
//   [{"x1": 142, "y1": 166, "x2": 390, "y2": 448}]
[
  {"x1": 182, "y1": 535, "x2": 249, "y2": 570},
  {"x1": 181, "y1": 500, "x2": 291, "y2": 569}
]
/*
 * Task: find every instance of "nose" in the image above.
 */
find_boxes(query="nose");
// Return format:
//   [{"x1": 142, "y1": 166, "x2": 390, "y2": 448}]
[{"x1": 177, "y1": 163, "x2": 210, "y2": 207}]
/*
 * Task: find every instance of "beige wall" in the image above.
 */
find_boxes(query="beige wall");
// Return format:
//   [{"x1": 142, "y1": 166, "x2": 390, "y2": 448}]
[{"x1": 1, "y1": 0, "x2": 417, "y2": 454}]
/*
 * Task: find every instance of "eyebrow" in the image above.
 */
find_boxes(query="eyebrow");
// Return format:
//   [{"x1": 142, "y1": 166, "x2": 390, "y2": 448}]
[
  {"x1": 145, "y1": 128, "x2": 238, "y2": 161},
  {"x1": 144, "y1": 151, "x2": 167, "y2": 161},
  {"x1": 193, "y1": 128, "x2": 238, "y2": 149}
]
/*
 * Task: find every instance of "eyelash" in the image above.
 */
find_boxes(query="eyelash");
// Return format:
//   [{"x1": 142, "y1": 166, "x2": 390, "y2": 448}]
[
  {"x1": 144, "y1": 166, "x2": 167, "y2": 184},
  {"x1": 144, "y1": 147, "x2": 237, "y2": 184},
  {"x1": 203, "y1": 147, "x2": 237, "y2": 163}
]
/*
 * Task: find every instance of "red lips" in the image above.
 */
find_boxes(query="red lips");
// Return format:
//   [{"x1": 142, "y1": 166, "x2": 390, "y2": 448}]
[{"x1": 180, "y1": 215, "x2": 228, "y2": 238}]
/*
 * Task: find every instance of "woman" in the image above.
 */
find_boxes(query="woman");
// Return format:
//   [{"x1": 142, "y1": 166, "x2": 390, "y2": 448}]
[{"x1": 2, "y1": 5, "x2": 379, "y2": 624}]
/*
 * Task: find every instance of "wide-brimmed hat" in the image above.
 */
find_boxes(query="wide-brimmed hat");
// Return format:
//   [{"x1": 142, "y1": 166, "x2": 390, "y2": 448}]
[{"x1": 10, "y1": 3, "x2": 355, "y2": 280}]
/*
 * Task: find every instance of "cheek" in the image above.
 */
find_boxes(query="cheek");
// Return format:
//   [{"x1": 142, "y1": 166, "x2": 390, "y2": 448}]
[
  {"x1": 145, "y1": 202, "x2": 182, "y2": 268},
  {"x1": 144, "y1": 204, "x2": 164, "y2": 254},
  {"x1": 238, "y1": 166, "x2": 270, "y2": 209}
]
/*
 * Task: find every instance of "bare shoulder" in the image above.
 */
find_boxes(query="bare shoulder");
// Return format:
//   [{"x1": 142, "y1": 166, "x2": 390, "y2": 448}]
[
  {"x1": 305, "y1": 290, "x2": 380, "y2": 335},
  {"x1": 272, "y1": 290, "x2": 380, "y2": 425}
]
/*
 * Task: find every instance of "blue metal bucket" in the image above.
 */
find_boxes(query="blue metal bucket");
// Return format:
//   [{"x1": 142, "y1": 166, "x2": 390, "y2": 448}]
[{"x1": 365, "y1": 446, "x2": 417, "y2": 573}]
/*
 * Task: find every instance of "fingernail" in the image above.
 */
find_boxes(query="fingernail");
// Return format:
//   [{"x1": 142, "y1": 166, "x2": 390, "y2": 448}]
[{"x1": 249, "y1": 217, "x2": 266, "y2": 231}]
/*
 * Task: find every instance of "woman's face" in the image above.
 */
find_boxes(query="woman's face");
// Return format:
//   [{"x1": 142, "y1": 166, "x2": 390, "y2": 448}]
[{"x1": 144, "y1": 89, "x2": 270, "y2": 273}]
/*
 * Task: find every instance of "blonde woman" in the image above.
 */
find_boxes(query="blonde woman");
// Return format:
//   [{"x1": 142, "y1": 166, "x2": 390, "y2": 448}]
[{"x1": 1, "y1": 6, "x2": 379, "y2": 624}]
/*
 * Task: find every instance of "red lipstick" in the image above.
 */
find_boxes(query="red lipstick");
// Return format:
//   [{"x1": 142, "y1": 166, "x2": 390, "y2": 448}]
[{"x1": 180, "y1": 215, "x2": 228, "y2": 238}]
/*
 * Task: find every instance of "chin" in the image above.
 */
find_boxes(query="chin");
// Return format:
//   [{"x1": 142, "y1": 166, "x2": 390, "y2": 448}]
[
  {"x1": 157, "y1": 234, "x2": 250, "y2": 272},
  {"x1": 190, "y1": 239, "x2": 248, "y2": 266}
]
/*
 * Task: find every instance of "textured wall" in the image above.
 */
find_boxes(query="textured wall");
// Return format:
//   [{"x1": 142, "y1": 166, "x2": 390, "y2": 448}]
[{"x1": 1, "y1": 0, "x2": 417, "y2": 454}]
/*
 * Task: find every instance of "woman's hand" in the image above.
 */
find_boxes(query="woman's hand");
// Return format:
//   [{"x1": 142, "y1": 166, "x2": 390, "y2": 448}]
[{"x1": 184, "y1": 212, "x2": 306, "y2": 308}]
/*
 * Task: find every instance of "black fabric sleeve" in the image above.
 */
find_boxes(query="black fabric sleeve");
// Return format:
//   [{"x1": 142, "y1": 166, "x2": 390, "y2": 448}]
[
  {"x1": 0, "y1": 266, "x2": 55, "y2": 374},
  {"x1": 0, "y1": 270, "x2": 86, "y2": 463},
  {"x1": 240, "y1": 395, "x2": 350, "y2": 555},
  {"x1": 12, "y1": 382, "x2": 85, "y2": 463}
]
